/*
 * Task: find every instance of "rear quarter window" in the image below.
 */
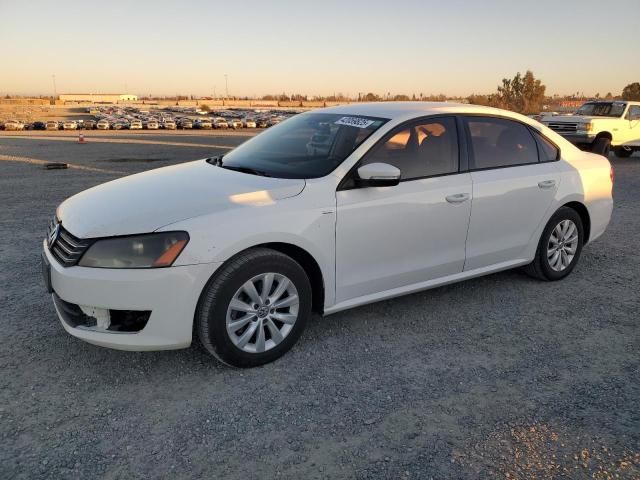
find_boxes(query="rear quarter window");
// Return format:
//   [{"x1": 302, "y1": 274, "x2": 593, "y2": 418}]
[{"x1": 532, "y1": 130, "x2": 560, "y2": 162}]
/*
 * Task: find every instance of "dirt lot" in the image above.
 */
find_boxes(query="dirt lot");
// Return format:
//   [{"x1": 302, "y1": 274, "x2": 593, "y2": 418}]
[{"x1": 0, "y1": 132, "x2": 638, "y2": 479}]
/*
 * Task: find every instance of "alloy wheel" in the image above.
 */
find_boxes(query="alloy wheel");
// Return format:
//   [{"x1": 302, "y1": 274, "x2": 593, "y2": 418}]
[
  {"x1": 547, "y1": 219, "x2": 579, "y2": 272},
  {"x1": 226, "y1": 273, "x2": 299, "y2": 354}
]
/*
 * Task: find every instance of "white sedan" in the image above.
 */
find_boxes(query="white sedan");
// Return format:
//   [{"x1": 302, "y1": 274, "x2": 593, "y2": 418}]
[
  {"x1": 42, "y1": 103, "x2": 613, "y2": 367},
  {"x1": 4, "y1": 120, "x2": 25, "y2": 131}
]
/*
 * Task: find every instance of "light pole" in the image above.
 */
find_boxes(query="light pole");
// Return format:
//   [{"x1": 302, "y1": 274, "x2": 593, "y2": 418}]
[
  {"x1": 51, "y1": 74, "x2": 57, "y2": 99},
  {"x1": 224, "y1": 74, "x2": 229, "y2": 99}
]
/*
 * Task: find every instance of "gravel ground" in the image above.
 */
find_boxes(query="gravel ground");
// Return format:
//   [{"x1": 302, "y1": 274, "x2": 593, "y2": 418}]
[{"x1": 0, "y1": 133, "x2": 638, "y2": 479}]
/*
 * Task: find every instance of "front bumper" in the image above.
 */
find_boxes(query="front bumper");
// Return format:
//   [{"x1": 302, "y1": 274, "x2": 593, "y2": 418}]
[
  {"x1": 43, "y1": 240, "x2": 221, "y2": 351},
  {"x1": 553, "y1": 132, "x2": 596, "y2": 145}
]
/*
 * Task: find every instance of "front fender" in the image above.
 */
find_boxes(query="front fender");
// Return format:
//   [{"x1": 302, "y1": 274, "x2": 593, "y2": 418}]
[{"x1": 158, "y1": 200, "x2": 337, "y2": 308}]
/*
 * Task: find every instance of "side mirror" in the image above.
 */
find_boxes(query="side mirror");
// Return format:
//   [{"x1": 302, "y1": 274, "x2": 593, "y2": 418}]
[{"x1": 357, "y1": 162, "x2": 401, "y2": 187}]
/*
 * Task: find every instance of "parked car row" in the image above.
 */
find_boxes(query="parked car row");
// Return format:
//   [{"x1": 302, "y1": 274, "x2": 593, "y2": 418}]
[
  {"x1": 0, "y1": 119, "x2": 88, "y2": 131},
  {"x1": 0, "y1": 119, "x2": 94, "y2": 131},
  {"x1": 85, "y1": 105, "x2": 297, "y2": 131},
  {"x1": 0, "y1": 106, "x2": 298, "y2": 131}
]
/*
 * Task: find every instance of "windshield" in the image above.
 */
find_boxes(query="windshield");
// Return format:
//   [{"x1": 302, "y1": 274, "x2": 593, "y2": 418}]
[
  {"x1": 220, "y1": 113, "x2": 387, "y2": 178},
  {"x1": 575, "y1": 102, "x2": 626, "y2": 117}
]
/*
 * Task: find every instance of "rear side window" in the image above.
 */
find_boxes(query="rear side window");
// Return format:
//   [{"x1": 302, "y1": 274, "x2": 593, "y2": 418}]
[
  {"x1": 361, "y1": 116, "x2": 459, "y2": 180},
  {"x1": 465, "y1": 117, "x2": 538, "y2": 169},
  {"x1": 532, "y1": 130, "x2": 560, "y2": 162}
]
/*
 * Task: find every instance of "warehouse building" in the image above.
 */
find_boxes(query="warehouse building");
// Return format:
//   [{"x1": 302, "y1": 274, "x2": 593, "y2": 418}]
[{"x1": 58, "y1": 93, "x2": 138, "y2": 104}]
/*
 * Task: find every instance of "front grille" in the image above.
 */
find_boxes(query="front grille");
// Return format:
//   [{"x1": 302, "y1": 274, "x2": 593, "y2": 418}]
[
  {"x1": 47, "y1": 220, "x2": 92, "y2": 267},
  {"x1": 546, "y1": 122, "x2": 577, "y2": 133}
]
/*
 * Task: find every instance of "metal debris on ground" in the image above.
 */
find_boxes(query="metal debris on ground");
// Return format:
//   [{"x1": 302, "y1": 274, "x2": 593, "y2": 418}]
[{"x1": 44, "y1": 162, "x2": 68, "y2": 170}]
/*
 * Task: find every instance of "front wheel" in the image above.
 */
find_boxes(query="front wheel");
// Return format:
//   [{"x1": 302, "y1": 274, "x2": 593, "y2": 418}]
[
  {"x1": 592, "y1": 137, "x2": 611, "y2": 157},
  {"x1": 195, "y1": 248, "x2": 312, "y2": 367},
  {"x1": 524, "y1": 207, "x2": 584, "y2": 281}
]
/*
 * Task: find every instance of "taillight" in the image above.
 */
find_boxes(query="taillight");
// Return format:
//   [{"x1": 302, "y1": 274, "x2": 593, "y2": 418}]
[{"x1": 610, "y1": 166, "x2": 615, "y2": 185}]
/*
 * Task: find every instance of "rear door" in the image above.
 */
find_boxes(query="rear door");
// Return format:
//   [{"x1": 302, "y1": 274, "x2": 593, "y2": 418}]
[{"x1": 462, "y1": 116, "x2": 561, "y2": 271}]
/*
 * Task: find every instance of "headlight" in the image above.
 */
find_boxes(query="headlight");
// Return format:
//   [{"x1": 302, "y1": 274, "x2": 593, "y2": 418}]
[
  {"x1": 79, "y1": 231, "x2": 189, "y2": 268},
  {"x1": 577, "y1": 122, "x2": 593, "y2": 132}
]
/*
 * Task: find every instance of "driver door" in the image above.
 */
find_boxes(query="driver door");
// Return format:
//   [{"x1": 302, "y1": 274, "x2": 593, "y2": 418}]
[
  {"x1": 624, "y1": 105, "x2": 640, "y2": 146},
  {"x1": 335, "y1": 116, "x2": 472, "y2": 303}
]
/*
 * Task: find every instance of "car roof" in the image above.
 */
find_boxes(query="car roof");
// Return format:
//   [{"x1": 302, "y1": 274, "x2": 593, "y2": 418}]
[
  {"x1": 319, "y1": 101, "x2": 579, "y2": 150},
  {"x1": 319, "y1": 101, "x2": 529, "y2": 121}
]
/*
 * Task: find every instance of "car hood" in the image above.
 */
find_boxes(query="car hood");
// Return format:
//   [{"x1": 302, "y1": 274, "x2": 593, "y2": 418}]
[{"x1": 57, "y1": 160, "x2": 306, "y2": 238}]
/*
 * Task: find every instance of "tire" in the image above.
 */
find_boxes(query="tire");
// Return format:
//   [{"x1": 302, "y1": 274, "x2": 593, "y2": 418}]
[
  {"x1": 591, "y1": 137, "x2": 611, "y2": 157},
  {"x1": 614, "y1": 146, "x2": 633, "y2": 158},
  {"x1": 195, "y1": 248, "x2": 312, "y2": 367},
  {"x1": 524, "y1": 207, "x2": 584, "y2": 281}
]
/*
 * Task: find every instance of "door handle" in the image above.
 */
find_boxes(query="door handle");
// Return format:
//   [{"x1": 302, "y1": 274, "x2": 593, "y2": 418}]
[
  {"x1": 445, "y1": 193, "x2": 470, "y2": 203},
  {"x1": 538, "y1": 180, "x2": 556, "y2": 189}
]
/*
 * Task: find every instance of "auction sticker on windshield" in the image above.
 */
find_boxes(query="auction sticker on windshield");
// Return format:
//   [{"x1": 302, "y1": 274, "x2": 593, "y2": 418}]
[{"x1": 335, "y1": 117, "x2": 376, "y2": 129}]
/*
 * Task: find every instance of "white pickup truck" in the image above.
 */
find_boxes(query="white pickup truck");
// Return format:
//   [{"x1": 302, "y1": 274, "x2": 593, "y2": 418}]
[{"x1": 541, "y1": 100, "x2": 640, "y2": 158}]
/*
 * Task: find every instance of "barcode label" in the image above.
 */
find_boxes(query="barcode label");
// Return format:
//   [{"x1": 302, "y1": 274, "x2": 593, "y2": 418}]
[{"x1": 335, "y1": 116, "x2": 375, "y2": 129}]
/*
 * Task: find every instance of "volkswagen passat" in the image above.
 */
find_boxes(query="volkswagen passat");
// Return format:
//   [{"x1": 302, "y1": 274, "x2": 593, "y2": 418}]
[{"x1": 42, "y1": 103, "x2": 613, "y2": 367}]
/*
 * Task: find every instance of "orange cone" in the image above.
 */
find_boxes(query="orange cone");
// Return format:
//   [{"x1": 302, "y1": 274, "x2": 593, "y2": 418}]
[{"x1": 78, "y1": 133, "x2": 85, "y2": 144}]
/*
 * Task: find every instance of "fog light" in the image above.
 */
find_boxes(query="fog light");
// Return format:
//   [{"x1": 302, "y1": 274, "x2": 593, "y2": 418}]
[{"x1": 79, "y1": 305, "x2": 111, "y2": 330}]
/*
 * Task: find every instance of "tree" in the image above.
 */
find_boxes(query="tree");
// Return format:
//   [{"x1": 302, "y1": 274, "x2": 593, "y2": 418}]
[
  {"x1": 362, "y1": 92, "x2": 380, "y2": 102},
  {"x1": 467, "y1": 94, "x2": 495, "y2": 107},
  {"x1": 621, "y1": 82, "x2": 640, "y2": 101},
  {"x1": 424, "y1": 94, "x2": 447, "y2": 102},
  {"x1": 468, "y1": 70, "x2": 546, "y2": 114},
  {"x1": 496, "y1": 70, "x2": 546, "y2": 114}
]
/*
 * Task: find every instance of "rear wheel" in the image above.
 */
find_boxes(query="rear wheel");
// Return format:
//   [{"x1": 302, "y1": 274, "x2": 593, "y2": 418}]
[
  {"x1": 524, "y1": 207, "x2": 584, "y2": 281},
  {"x1": 614, "y1": 146, "x2": 633, "y2": 158},
  {"x1": 196, "y1": 248, "x2": 312, "y2": 367},
  {"x1": 592, "y1": 137, "x2": 611, "y2": 157}
]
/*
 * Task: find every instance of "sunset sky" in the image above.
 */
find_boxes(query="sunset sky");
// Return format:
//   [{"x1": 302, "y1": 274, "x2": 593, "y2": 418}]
[{"x1": 1, "y1": 0, "x2": 638, "y2": 98}]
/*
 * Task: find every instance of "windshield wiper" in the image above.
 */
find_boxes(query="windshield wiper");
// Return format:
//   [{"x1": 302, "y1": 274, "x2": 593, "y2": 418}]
[
  {"x1": 221, "y1": 165, "x2": 272, "y2": 177},
  {"x1": 206, "y1": 155, "x2": 271, "y2": 177}
]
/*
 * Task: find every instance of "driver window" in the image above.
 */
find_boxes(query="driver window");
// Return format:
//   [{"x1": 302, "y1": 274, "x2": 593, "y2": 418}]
[{"x1": 361, "y1": 117, "x2": 459, "y2": 180}]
